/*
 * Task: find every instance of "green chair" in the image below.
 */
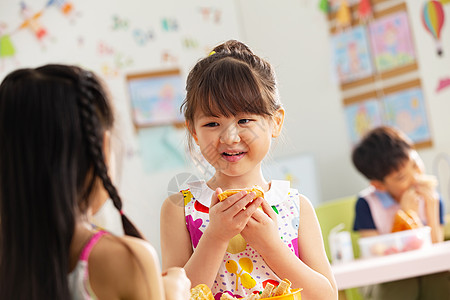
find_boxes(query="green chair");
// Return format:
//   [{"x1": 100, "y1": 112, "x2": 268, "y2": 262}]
[{"x1": 315, "y1": 196, "x2": 364, "y2": 300}]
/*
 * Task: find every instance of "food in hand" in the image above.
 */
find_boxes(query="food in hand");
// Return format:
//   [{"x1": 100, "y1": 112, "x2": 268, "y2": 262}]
[
  {"x1": 190, "y1": 284, "x2": 214, "y2": 300},
  {"x1": 391, "y1": 209, "x2": 423, "y2": 233},
  {"x1": 217, "y1": 186, "x2": 264, "y2": 202},
  {"x1": 220, "y1": 278, "x2": 294, "y2": 299},
  {"x1": 415, "y1": 174, "x2": 438, "y2": 189}
]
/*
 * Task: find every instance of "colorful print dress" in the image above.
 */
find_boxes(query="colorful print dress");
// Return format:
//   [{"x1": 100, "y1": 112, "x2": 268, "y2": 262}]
[{"x1": 183, "y1": 180, "x2": 301, "y2": 300}]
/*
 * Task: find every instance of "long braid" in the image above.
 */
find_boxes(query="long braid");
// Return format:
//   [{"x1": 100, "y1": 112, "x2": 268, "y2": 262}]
[{"x1": 77, "y1": 70, "x2": 143, "y2": 239}]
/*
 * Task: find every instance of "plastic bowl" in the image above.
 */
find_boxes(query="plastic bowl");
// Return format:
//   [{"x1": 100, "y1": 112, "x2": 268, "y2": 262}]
[
  {"x1": 358, "y1": 226, "x2": 431, "y2": 258},
  {"x1": 259, "y1": 288, "x2": 302, "y2": 300}
]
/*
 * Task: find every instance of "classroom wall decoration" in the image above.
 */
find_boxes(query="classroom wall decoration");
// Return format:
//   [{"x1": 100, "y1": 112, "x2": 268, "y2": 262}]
[
  {"x1": 326, "y1": 0, "x2": 433, "y2": 149},
  {"x1": 368, "y1": 11, "x2": 416, "y2": 72},
  {"x1": 421, "y1": 0, "x2": 446, "y2": 56},
  {"x1": 0, "y1": 0, "x2": 241, "y2": 174},
  {"x1": 126, "y1": 69, "x2": 185, "y2": 128},
  {"x1": 331, "y1": 25, "x2": 374, "y2": 83}
]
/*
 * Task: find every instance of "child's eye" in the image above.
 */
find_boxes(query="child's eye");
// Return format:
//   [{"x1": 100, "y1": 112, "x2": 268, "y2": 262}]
[
  {"x1": 238, "y1": 119, "x2": 252, "y2": 124},
  {"x1": 203, "y1": 122, "x2": 219, "y2": 127}
]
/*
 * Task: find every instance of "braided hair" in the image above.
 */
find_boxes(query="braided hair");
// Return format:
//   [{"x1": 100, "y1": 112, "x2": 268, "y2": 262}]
[
  {"x1": 0, "y1": 64, "x2": 141, "y2": 300},
  {"x1": 77, "y1": 69, "x2": 142, "y2": 238},
  {"x1": 181, "y1": 40, "x2": 281, "y2": 151}
]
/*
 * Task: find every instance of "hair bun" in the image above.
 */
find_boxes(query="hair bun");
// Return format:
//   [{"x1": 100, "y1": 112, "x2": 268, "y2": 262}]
[{"x1": 212, "y1": 40, "x2": 254, "y2": 56}]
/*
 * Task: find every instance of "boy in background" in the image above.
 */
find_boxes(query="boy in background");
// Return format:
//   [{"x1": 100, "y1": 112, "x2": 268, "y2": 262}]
[{"x1": 352, "y1": 126, "x2": 449, "y2": 299}]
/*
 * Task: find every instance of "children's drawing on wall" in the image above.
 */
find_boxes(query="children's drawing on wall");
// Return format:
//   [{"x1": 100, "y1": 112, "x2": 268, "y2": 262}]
[
  {"x1": 421, "y1": 0, "x2": 445, "y2": 56},
  {"x1": 126, "y1": 69, "x2": 185, "y2": 128},
  {"x1": 19, "y1": 2, "x2": 53, "y2": 48},
  {"x1": 137, "y1": 126, "x2": 187, "y2": 173},
  {"x1": 344, "y1": 99, "x2": 383, "y2": 145},
  {"x1": 369, "y1": 12, "x2": 416, "y2": 72},
  {"x1": 382, "y1": 88, "x2": 431, "y2": 144},
  {"x1": 46, "y1": 0, "x2": 80, "y2": 24},
  {"x1": 0, "y1": 23, "x2": 19, "y2": 71},
  {"x1": 331, "y1": 25, "x2": 373, "y2": 83}
]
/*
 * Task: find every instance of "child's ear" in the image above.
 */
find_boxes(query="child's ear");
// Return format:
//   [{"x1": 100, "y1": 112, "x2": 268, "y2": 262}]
[
  {"x1": 186, "y1": 121, "x2": 199, "y2": 145},
  {"x1": 271, "y1": 107, "x2": 285, "y2": 138},
  {"x1": 370, "y1": 179, "x2": 386, "y2": 191}
]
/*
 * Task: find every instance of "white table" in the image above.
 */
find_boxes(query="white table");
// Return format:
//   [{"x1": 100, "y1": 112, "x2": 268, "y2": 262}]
[{"x1": 332, "y1": 241, "x2": 450, "y2": 290}]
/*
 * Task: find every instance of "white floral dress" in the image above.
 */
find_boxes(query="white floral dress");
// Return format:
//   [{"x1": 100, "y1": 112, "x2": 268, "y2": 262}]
[{"x1": 183, "y1": 180, "x2": 301, "y2": 299}]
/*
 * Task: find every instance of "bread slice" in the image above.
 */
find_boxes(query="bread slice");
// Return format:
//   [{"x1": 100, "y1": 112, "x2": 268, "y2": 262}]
[{"x1": 217, "y1": 186, "x2": 264, "y2": 202}]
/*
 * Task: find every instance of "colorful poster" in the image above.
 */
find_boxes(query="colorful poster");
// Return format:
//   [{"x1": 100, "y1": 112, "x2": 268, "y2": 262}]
[
  {"x1": 127, "y1": 70, "x2": 185, "y2": 127},
  {"x1": 369, "y1": 12, "x2": 416, "y2": 72},
  {"x1": 331, "y1": 26, "x2": 374, "y2": 83},
  {"x1": 344, "y1": 99, "x2": 383, "y2": 145},
  {"x1": 382, "y1": 88, "x2": 431, "y2": 144}
]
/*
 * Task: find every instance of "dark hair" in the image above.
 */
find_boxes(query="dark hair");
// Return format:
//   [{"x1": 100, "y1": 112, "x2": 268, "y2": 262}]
[
  {"x1": 0, "y1": 64, "x2": 142, "y2": 299},
  {"x1": 181, "y1": 40, "x2": 281, "y2": 150},
  {"x1": 352, "y1": 126, "x2": 413, "y2": 181}
]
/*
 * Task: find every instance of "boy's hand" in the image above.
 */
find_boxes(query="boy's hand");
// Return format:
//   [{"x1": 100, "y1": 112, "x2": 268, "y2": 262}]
[
  {"x1": 400, "y1": 188, "x2": 420, "y2": 213},
  {"x1": 415, "y1": 184, "x2": 440, "y2": 220},
  {"x1": 206, "y1": 188, "x2": 262, "y2": 244}
]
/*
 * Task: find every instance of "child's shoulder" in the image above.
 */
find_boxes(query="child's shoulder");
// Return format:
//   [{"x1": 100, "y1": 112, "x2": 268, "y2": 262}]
[
  {"x1": 88, "y1": 234, "x2": 161, "y2": 298},
  {"x1": 91, "y1": 233, "x2": 159, "y2": 273}
]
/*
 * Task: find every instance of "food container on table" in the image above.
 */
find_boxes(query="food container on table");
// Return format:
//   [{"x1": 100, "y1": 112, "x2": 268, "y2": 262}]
[
  {"x1": 259, "y1": 288, "x2": 302, "y2": 300},
  {"x1": 358, "y1": 226, "x2": 431, "y2": 258}
]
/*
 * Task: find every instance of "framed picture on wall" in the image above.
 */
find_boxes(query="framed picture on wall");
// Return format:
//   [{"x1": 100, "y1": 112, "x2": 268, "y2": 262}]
[
  {"x1": 331, "y1": 25, "x2": 374, "y2": 84},
  {"x1": 344, "y1": 98, "x2": 383, "y2": 145},
  {"x1": 126, "y1": 69, "x2": 185, "y2": 128},
  {"x1": 369, "y1": 11, "x2": 416, "y2": 73},
  {"x1": 382, "y1": 87, "x2": 431, "y2": 145}
]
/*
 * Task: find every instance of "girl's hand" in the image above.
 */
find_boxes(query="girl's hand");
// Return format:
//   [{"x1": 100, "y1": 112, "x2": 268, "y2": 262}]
[
  {"x1": 400, "y1": 188, "x2": 420, "y2": 213},
  {"x1": 205, "y1": 188, "x2": 263, "y2": 244},
  {"x1": 240, "y1": 199, "x2": 283, "y2": 253},
  {"x1": 162, "y1": 267, "x2": 191, "y2": 300}
]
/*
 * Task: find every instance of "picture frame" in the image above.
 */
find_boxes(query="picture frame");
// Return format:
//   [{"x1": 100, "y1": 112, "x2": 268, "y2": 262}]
[{"x1": 126, "y1": 69, "x2": 185, "y2": 128}]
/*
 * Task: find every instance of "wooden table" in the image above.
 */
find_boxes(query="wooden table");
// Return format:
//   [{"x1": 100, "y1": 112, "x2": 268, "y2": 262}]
[{"x1": 332, "y1": 241, "x2": 450, "y2": 290}]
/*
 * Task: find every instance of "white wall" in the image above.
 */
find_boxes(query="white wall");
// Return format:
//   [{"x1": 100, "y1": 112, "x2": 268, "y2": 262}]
[{"x1": 236, "y1": 0, "x2": 450, "y2": 208}]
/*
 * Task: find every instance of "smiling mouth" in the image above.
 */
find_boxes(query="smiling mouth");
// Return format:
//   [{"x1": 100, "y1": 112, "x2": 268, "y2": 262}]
[{"x1": 223, "y1": 152, "x2": 244, "y2": 156}]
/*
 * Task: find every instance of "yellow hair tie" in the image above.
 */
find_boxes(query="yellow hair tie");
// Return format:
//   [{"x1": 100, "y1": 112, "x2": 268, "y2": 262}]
[{"x1": 209, "y1": 51, "x2": 216, "y2": 56}]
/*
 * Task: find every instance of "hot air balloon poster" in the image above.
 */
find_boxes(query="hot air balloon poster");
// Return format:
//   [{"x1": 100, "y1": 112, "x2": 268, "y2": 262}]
[
  {"x1": 422, "y1": 0, "x2": 445, "y2": 56},
  {"x1": 382, "y1": 88, "x2": 431, "y2": 144},
  {"x1": 344, "y1": 99, "x2": 383, "y2": 145},
  {"x1": 369, "y1": 12, "x2": 416, "y2": 72},
  {"x1": 331, "y1": 25, "x2": 374, "y2": 83}
]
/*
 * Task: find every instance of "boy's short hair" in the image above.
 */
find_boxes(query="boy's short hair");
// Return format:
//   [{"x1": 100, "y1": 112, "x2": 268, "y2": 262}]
[{"x1": 352, "y1": 126, "x2": 413, "y2": 181}]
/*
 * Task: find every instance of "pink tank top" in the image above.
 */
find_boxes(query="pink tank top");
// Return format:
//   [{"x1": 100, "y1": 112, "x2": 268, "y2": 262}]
[{"x1": 68, "y1": 230, "x2": 107, "y2": 300}]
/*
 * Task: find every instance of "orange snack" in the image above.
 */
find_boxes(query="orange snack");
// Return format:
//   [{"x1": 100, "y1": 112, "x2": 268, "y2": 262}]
[
  {"x1": 190, "y1": 284, "x2": 214, "y2": 300},
  {"x1": 217, "y1": 186, "x2": 264, "y2": 202},
  {"x1": 391, "y1": 209, "x2": 423, "y2": 233}
]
